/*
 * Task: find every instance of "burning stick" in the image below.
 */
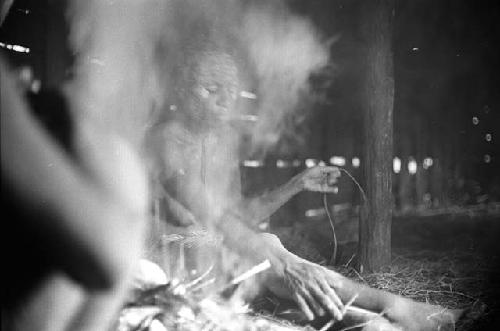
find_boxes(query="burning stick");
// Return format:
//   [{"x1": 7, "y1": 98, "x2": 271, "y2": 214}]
[
  {"x1": 318, "y1": 294, "x2": 359, "y2": 331},
  {"x1": 345, "y1": 305, "x2": 381, "y2": 318},
  {"x1": 341, "y1": 293, "x2": 360, "y2": 316},
  {"x1": 190, "y1": 278, "x2": 217, "y2": 293},
  {"x1": 230, "y1": 259, "x2": 271, "y2": 286},
  {"x1": 319, "y1": 318, "x2": 336, "y2": 331},
  {"x1": 218, "y1": 259, "x2": 272, "y2": 298},
  {"x1": 320, "y1": 306, "x2": 387, "y2": 331},
  {"x1": 185, "y1": 265, "x2": 215, "y2": 290}
]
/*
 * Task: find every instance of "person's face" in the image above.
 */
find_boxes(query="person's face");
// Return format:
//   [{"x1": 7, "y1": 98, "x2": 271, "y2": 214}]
[{"x1": 184, "y1": 52, "x2": 239, "y2": 127}]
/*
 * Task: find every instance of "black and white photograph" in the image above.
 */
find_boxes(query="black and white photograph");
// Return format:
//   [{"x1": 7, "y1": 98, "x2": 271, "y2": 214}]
[{"x1": 1, "y1": 0, "x2": 499, "y2": 330}]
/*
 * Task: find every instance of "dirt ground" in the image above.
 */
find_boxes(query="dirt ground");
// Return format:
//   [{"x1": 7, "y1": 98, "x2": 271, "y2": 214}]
[{"x1": 265, "y1": 213, "x2": 500, "y2": 330}]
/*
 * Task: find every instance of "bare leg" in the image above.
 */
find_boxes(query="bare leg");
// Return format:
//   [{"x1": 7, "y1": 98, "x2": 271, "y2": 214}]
[{"x1": 325, "y1": 271, "x2": 460, "y2": 328}]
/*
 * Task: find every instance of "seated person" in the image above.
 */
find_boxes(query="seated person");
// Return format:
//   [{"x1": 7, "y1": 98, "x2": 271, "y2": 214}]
[{"x1": 145, "y1": 42, "x2": 463, "y2": 330}]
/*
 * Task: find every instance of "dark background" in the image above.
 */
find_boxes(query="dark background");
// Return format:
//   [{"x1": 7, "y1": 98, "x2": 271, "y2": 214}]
[
  {"x1": 1, "y1": 0, "x2": 499, "y2": 217},
  {"x1": 2, "y1": 1, "x2": 500, "y2": 329}
]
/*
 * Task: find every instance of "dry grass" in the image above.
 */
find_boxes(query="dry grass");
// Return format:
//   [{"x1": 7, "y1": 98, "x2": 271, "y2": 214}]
[
  {"x1": 121, "y1": 213, "x2": 499, "y2": 330},
  {"x1": 274, "y1": 212, "x2": 500, "y2": 330},
  {"x1": 120, "y1": 246, "x2": 497, "y2": 330},
  {"x1": 335, "y1": 248, "x2": 497, "y2": 330}
]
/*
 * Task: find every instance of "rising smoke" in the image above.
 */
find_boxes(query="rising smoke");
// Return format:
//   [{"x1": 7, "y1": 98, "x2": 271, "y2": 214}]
[
  {"x1": 65, "y1": 0, "x2": 329, "y2": 156},
  {"x1": 239, "y1": 1, "x2": 330, "y2": 157},
  {"x1": 65, "y1": 0, "x2": 331, "y2": 285},
  {"x1": 65, "y1": 0, "x2": 168, "y2": 150}
]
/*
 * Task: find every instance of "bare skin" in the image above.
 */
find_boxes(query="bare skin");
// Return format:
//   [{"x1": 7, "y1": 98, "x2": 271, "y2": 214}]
[
  {"x1": 1, "y1": 58, "x2": 148, "y2": 331},
  {"x1": 150, "y1": 49, "x2": 463, "y2": 329},
  {"x1": 254, "y1": 234, "x2": 463, "y2": 330},
  {"x1": 148, "y1": 49, "x2": 345, "y2": 322}
]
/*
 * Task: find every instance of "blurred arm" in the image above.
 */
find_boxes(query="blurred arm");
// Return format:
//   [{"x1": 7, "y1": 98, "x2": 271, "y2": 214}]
[{"x1": 1, "y1": 58, "x2": 147, "y2": 290}]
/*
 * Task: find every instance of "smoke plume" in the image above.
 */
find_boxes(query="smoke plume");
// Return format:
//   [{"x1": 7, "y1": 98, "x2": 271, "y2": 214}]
[
  {"x1": 239, "y1": 1, "x2": 330, "y2": 156},
  {"x1": 65, "y1": 0, "x2": 329, "y2": 156},
  {"x1": 65, "y1": 0, "x2": 167, "y2": 150},
  {"x1": 64, "y1": 0, "x2": 331, "y2": 297}
]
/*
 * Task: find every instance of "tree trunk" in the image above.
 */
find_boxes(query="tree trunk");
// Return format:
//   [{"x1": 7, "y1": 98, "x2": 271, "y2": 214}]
[{"x1": 358, "y1": 0, "x2": 395, "y2": 273}]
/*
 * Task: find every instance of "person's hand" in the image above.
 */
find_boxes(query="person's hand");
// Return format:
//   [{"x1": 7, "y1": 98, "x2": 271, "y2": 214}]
[
  {"x1": 283, "y1": 258, "x2": 345, "y2": 321},
  {"x1": 297, "y1": 166, "x2": 340, "y2": 193},
  {"x1": 260, "y1": 234, "x2": 344, "y2": 321}
]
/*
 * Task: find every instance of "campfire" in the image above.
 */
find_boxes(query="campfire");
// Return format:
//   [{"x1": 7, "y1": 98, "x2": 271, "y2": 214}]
[{"x1": 116, "y1": 259, "x2": 312, "y2": 331}]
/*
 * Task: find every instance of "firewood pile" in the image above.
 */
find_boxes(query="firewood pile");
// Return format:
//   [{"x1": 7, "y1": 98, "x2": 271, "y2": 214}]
[{"x1": 116, "y1": 260, "x2": 312, "y2": 331}]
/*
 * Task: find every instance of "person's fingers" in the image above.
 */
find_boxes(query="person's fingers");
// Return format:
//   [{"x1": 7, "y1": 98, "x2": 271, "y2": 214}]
[
  {"x1": 299, "y1": 287, "x2": 325, "y2": 317},
  {"x1": 331, "y1": 167, "x2": 341, "y2": 177},
  {"x1": 323, "y1": 184, "x2": 337, "y2": 192},
  {"x1": 326, "y1": 283, "x2": 344, "y2": 310},
  {"x1": 294, "y1": 293, "x2": 314, "y2": 321},
  {"x1": 325, "y1": 270, "x2": 347, "y2": 300},
  {"x1": 318, "y1": 274, "x2": 340, "y2": 300},
  {"x1": 327, "y1": 175, "x2": 338, "y2": 185},
  {"x1": 312, "y1": 184, "x2": 337, "y2": 193},
  {"x1": 310, "y1": 285, "x2": 336, "y2": 317},
  {"x1": 317, "y1": 278, "x2": 344, "y2": 320},
  {"x1": 320, "y1": 167, "x2": 340, "y2": 182},
  {"x1": 318, "y1": 166, "x2": 340, "y2": 174},
  {"x1": 323, "y1": 168, "x2": 340, "y2": 183}
]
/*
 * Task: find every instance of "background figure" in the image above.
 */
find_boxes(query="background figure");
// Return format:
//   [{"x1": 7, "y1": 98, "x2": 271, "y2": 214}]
[
  {"x1": 147, "y1": 38, "x2": 344, "y2": 314},
  {"x1": 145, "y1": 39, "x2": 464, "y2": 330}
]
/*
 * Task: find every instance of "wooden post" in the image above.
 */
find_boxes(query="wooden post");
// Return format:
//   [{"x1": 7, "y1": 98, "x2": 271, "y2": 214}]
[{"x1": 358, "y1": 0, "x2": 395, "y2": 273}]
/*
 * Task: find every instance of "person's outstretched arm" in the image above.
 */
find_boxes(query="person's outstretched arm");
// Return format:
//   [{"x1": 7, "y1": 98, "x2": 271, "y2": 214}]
[
  {"x1": 219, "y1": 215, "x2": 462, "y2": 329},
  {"x1": 234, "y1": 165, "x2": 340, "y2": 226},
  {"x1": 216, "y1": 208, "x2": 345, "y2": 321}
]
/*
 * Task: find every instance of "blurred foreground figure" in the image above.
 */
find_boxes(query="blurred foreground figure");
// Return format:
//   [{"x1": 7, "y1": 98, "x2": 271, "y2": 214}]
[
  {"x1": 1, "y1": 57, "x2": 148, "y2": 330},
  {"x1": 146, "y1": 42, "x2": 463, "y2": 330}
]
